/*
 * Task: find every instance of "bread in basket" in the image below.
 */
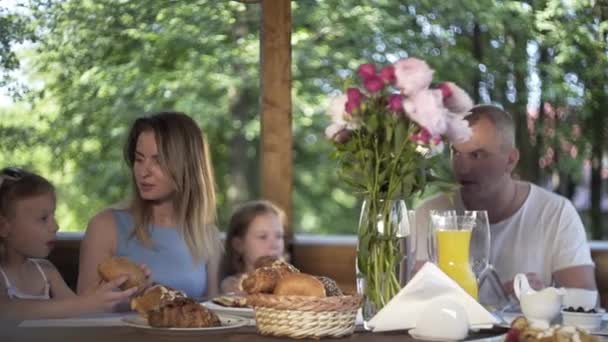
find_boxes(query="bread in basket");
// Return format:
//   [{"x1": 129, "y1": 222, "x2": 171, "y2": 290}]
[{"x1": 242, "y1": 260, "x2": 362, "y2": 339}]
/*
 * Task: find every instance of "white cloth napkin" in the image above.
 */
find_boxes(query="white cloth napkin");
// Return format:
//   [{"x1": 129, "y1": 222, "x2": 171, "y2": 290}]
[{"x1": 367, "y1": 262, "x2": 499, "y2": 332}]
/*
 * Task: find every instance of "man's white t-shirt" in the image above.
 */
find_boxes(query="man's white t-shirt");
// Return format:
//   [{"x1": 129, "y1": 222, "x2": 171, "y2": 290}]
[{"x1": 414, "y1": 182, "x2": 594, "y2": 287}]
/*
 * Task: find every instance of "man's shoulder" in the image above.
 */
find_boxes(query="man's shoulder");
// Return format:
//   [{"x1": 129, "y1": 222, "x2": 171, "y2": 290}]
[{"x1": 528, "y1": 182, "x2": 573, "y2": 209}]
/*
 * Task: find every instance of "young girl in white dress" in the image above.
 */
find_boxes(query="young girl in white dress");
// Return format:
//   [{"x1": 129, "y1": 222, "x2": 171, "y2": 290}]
[{"x1": 0, "y1": 167, "x2": 138, "y2": 320}]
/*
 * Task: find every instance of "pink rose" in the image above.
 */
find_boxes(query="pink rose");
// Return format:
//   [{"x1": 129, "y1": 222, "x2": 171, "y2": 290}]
[
  {"x1": 379, "y1": 65, "x2": 396, "y2": 84},
  {"x1": 346, "y1": 87, "x2": 363, "y2": 104},
  {"x1": 345, "y1": 101, "x2": 360, "y2": 114},
  {"x1": 326, "y1": 94, "x2": 348, "y2": 122},
  {"x1": 403, "y1": 89, "x2": 448, "y2": 136},
  {"x1": 437, "y1": 82, "x2": 453, "y2": 98},
  {"x1": 387, "y1": 94, "x2": 404, "y2": 112},
  {"x1": 445, "y1": 113, "x2": 472, "y2": 143},
  {"x1": 394, "y1": 58, "x2": 434, "y2": 96},
  {"x1": 438, "y1": 82, "x2": 474, "y2": 114},
  {"x1": 409, "y1": 128, "x2": 432, "y2": 144},
  {"x1": 357, "y1": 63, "x2": 376, "y2": 81},
  {"x1": 364, "y1": 75, "x2": 385, "y2": 93},
  {"x1": 345, "y1": 87, "x2": 364, "y2": 114}
]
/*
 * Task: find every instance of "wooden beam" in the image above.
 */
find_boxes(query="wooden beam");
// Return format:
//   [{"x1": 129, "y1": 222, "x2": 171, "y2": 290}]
[{"x1": 260, "y1": 0, "x2": 293, "y2": 240}]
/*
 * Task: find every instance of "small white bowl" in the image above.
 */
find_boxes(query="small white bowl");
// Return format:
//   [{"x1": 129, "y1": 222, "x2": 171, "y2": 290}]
[
  {"x1": 561, "y1": 308, "x2": 604, "y2": 332},
  {"x1": 412, "y1": 297, "x2": 469, "y2": 341},
  {"x1": 563, "y1": 288, "x2": 598, "y2": 311}
]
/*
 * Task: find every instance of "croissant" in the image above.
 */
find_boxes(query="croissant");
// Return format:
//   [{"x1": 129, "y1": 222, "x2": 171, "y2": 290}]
[
  {"x1": 147, "y1": 298, "x2": 221, "y2": 328},
  {"x1": 130, "y1": 284, "x2": 186, "y2": 317}
]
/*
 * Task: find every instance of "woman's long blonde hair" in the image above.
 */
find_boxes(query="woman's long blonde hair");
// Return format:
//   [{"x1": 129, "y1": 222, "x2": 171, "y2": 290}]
[{"x1": 123, "y1": 112, "x2": 221, "y2": 263}]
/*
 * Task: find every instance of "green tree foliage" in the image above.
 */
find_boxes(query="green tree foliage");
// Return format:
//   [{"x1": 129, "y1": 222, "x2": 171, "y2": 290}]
[{"x1": 1, "y1": 0, "x2": 607, "y2": 236}]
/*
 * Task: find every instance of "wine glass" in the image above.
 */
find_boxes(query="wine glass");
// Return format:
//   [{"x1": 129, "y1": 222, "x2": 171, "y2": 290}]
[{"x1": 464, "y1": 210, "x2": 510, "y2": 310}]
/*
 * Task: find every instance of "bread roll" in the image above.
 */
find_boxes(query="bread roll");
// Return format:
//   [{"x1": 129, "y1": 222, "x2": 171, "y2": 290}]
[
  {"x1": 316, "y1": 276, "x2": 343, "y2": 296},
  {"x1": 241, "y1": 258, "x2": 299, "y2": 294},
  {"x1": 98, "y1": 256, "x2": 147, "y2": 290},
  {"x1": 273, "y1": 273, "x2": 326, "y2": 297},
  {"x1": 253, "y1": 255, "x2": 281, "y2": 269},
  {"x1": 241, "y1": 267, "x2": 278, "y2": 294}
]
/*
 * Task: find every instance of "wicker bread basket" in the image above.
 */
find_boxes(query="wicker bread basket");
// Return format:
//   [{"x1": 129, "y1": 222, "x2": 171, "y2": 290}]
[{"x1": 247, "y1": 294, "x2": 362, "y2": 339}]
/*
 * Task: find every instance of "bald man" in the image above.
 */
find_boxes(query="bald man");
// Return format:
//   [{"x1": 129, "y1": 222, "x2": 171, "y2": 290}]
[{"x1": 414, "y1": 105, "x2": 595, "y2": 304}]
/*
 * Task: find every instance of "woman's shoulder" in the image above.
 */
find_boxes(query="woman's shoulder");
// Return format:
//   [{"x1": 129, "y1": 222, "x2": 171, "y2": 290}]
[
  {"x1": 89, "y1": 208, "x2": 117, "y2": 228},
  {"x1": 85, "y1": 208, "x2": 128, "y2": 239}
]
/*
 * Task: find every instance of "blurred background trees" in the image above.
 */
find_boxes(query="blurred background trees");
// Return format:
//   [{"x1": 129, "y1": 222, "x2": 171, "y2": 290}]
[{"x1": 1, "y1": 0, "x2": 607, "y2": 238}]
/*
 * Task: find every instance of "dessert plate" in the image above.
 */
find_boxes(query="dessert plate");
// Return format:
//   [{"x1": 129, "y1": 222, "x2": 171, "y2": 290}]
[
  {"x1": 122, "y1": 314, "x2": 249, "y2": 335},
  {"x1": 202, "y1": 300, "x2": 255, "y2": 318}
]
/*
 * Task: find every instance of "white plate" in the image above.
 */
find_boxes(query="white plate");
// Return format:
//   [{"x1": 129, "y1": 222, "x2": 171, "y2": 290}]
[
  {"x1": 409, "y1": 328, "x2": 505, "y2": 342},
  {"x1": 202, "y1": 300, "x2": 255, "y2": 318},
  {"x1": 122, "y1": 314, "x2": 248, "y2": 335}
]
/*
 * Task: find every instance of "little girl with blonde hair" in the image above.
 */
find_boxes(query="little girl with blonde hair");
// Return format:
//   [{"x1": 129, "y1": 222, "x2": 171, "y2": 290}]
[{"x1": 0, "y1": 167, "x2": 137, "y2": 320}]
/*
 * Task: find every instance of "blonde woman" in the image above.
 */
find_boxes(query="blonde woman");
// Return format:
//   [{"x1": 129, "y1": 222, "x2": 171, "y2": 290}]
[{"x1": 77, "y1": 112, "x2": 221, "y2": 302}]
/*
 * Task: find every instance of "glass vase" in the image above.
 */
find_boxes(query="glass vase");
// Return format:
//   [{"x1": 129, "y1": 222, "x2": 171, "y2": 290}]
[{"x1": 356, "y1": 198, "x2": 413, "y2": 328}]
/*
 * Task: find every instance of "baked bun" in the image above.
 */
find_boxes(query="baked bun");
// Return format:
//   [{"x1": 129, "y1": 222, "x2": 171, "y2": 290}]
[
  {"x1": 241, "y1": 258, "x2": 299, "y2": 294},
  {"x1": 316, "y1": 276, "x2": 343, "y2": 297},
  {"x1": 242, "y1": 267, "x2": 278, "y2": 294},
  {"x1": 273, "y1": 273, "x2": 326, "y2": 297},
  {"x1": 147, "y1": 298, "x2": 221, "y2": 328},
  {"x1": 253, "y1": 255, "x2": 282, "y2": 269},
  {"x1": 130, "y1": 284, "x2": 186, "y2": 317},
  {"x1": 98, "y1": 256, "x2": 147, "y2": 290}
]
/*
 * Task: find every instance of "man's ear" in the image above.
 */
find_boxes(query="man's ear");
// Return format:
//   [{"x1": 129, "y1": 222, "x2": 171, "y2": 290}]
[{"x1": 506, "y1": 148, "x2": 520, "y2": 173}]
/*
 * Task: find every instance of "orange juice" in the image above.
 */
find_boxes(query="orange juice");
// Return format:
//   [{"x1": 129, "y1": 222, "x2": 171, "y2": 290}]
[{"x1": 436, "y1": 229, "x2": 479, "y2": 300}]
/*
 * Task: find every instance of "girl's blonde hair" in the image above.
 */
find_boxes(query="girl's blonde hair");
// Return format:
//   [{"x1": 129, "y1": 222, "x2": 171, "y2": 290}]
[
  {"x1": 123, "y1": 112, "x2": 220, "y2": 263},
  {"x1": 0, "y1": 168, "x2": 55, "y2": 261},
  {"x1": 219, "y1": 200, "x2": 286, "y2": 278}
]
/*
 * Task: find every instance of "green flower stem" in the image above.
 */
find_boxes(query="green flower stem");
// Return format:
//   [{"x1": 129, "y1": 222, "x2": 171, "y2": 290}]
[{"x1": 360, "y1": 198, "x2": 403, "y2": 313}]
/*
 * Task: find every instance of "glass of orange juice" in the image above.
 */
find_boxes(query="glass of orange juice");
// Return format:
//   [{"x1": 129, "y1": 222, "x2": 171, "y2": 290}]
[{"x1": 429, "y1": 211, "x2": 479, "y2": 300}]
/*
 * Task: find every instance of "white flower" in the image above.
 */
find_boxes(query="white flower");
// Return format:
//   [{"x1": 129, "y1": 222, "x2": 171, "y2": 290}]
[
  {"x1": 445, "y1": 113, "x2": 472, "y2": 143},
  {"x1": 325, "y1": 122, "x2": 347, "y2": 140},
  {"x1": 326, "y1": 94, "x2": 348, "y2": 122},
  {"x1": 403, "y1": 89, "x2": 449, "y2": 137},
  {"x1": 394, "y1": 58, "x2": 434, "y2": 96}
]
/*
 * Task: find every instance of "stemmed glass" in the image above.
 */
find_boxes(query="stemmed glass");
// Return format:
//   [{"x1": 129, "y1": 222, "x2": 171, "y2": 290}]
[
  {"x1": 463, "y1": 211, "x2": 509, "y2": 310},
  {"x1": 428, "y1": 210, "x2": 509, "y2": 308}
]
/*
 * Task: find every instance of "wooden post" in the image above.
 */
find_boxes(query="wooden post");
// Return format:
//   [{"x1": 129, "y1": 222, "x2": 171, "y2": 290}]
[{"x1": 260, "y1": 0, "x2": 293, "y2": 241}]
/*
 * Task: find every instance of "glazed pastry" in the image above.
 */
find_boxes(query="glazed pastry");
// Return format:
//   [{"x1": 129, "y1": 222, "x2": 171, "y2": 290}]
[
  {"x1": 98, "y1": 256, "x2": 148, "y2": 291},
  {"x1": 505, "y1": 316, "x2": 599, "y2": 342},
  {"x1": 316, "y1": 276, "x2": 343, "y2": 296},
  {"x1": 130, "y1": 284, "x2": 186, "y2": 317},
  {"x1": 147, "y1": 298, "x2": 221, "y2": 328},
  {"x1": 253, "y1": 255, "x2": 299, "y2": 273},
  {"x1": 212, "y1": 295, "x2": 248, "y2": 308},
  {"x1": 241, "y1": 257, "x2": 299, "y2": 294},
  {"x1": 242, "y1": 267, "x2": 280, "y2": 294},
  {"x1": 253, "y1": 255, "x2": 283, "y2": 269},
  {"x1": 273, "y1": 273, "x2": 326, "y2": 297}
]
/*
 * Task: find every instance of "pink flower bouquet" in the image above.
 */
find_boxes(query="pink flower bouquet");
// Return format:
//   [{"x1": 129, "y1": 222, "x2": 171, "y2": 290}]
[{"x1": 324, "y1": 57, "x2": 474, "y2": 320}]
